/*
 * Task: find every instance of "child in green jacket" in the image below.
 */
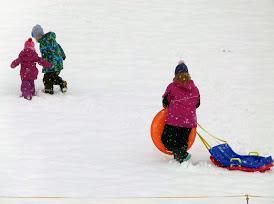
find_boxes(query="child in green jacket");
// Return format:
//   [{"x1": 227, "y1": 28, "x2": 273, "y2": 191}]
[{"x1": 32, "y1": 24, "x2": 67, "y2": 94}]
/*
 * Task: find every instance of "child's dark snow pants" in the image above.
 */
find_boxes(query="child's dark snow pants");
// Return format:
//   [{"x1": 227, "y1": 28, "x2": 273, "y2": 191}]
[
  {"x1": 161, "y1": 124, "x2": 191, "y2": 162},
  {"x1": 43, "y1": 71, "x2": 65, "y2": 91}
]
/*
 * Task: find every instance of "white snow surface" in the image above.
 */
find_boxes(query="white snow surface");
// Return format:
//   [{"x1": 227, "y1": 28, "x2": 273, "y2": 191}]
[{"x1": 0, "y1": 0, "x2": 274, "y2": 203}]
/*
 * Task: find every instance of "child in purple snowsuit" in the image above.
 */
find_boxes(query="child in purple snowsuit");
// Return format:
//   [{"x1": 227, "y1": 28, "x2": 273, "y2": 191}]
[
  {"x1": 10, "y1": 38, "x2": 52, "y2": 100},
  {"x1": 161, "y1": 61, "x2": 200, "y2": 163}
]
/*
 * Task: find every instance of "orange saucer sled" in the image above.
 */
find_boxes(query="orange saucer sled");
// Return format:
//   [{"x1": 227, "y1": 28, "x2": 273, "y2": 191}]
[{"x1": 150, "y1": 109, "x2": 196, "y2": 155}]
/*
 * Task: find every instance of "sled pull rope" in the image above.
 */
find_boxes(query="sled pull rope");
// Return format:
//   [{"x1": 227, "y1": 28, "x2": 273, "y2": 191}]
[
  {"x1": 198, "y1": 123, "x2": 227, "y2": 144},
  {"x1": 197, "y1": 132, "x2": 211, "y2": 150}
]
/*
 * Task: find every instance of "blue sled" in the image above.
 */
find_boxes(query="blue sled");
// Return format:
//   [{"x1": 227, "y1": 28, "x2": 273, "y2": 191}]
[{"x1": 209, "y1": 143, "x2": 273, "y2": 169}]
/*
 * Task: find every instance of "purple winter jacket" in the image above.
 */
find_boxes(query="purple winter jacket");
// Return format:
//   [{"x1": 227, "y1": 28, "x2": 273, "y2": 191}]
[
  {"x1": 11, "y1": 48, "x2": 52, "y2": 80},
  {"x1": 163, "y1": 80, "x2": 200, "y2": 128}
]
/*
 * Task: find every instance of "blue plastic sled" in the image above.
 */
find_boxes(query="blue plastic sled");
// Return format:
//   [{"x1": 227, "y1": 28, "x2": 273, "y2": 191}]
[{"x1": 209, "y1": 143, "x2": 273, "y2": 171}]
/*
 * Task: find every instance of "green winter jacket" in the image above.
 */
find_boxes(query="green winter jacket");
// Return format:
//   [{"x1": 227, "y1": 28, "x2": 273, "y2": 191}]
[{"x1": 38, "y1": 32, "x2": 66, "y2": 73}]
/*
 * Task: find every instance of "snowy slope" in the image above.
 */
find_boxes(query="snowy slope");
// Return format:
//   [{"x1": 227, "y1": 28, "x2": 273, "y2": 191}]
[{"x1": 0, "y1": 0, "x2": 274, "y2": 203}]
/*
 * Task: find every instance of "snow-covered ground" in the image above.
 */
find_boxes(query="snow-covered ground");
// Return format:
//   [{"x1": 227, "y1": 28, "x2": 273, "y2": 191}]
[{"x1": 0, "y1": 0, "x2": 274, "y2": 203}]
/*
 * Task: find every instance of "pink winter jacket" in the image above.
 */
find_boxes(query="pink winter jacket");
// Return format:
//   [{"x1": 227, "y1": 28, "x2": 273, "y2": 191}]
[
  {"x1": 11, "y1": 48, "x2": 52, "y2": 80},
  {"x1": 163, "y1": 80, "x2": 200, "y2": 128}
]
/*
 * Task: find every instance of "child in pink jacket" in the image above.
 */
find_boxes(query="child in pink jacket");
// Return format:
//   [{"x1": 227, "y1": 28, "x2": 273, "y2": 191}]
[
  {"x1": 161, "y1": 61, "x2": 200, "y2": 163},
  {"x1": 11, "y1": 38, "x2": 52, "y2": 100}
]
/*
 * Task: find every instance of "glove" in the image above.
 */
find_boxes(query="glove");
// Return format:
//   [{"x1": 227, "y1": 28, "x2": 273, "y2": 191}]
[
  {"x1": 196, "y1": 96, "x2": 200, "y2": 108},
  {"x1": 162, "y1": 95, "x2": 169, "y2": 108},
  {"x1": 10, "y1": 62, "x2": 16, "y2": 68}
]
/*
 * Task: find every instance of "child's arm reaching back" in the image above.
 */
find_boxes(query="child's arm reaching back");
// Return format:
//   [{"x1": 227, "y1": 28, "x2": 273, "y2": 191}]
[
  {"x1": 10, "y1": 57, "x2": 21, "y2": 68},
  {"x1": 37, "y1": 57, "x2": 52, "y2": 69}
]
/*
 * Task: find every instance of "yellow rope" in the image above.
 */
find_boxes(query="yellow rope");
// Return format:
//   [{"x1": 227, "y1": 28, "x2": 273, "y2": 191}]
[
  {"x1": 197, "y1": 132, "x2": 211, "y2": 150},
  {"x1": 198, "y1": 123, "x2": 227, "y2": 143}
]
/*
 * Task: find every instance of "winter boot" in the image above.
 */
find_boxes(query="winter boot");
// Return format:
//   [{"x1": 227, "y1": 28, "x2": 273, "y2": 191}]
[
  {"x1": 183, "y1": 153, "x2": 191, "y2": 162},
  {"x1": 44, "y1": 88, "x2": 54, "y2": 95},
  {"x1": 24, "y1": 95, "x2": 32, "y2": 100},
  {"x1": 173, "y1": 149, "x2": 190, "y2": 163},
  {"x1": 60, "y1": 81, "x2": 67, "y2": 93}
]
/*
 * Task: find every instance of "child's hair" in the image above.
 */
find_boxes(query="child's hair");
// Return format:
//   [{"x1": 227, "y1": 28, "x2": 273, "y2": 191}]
[{"x1": 173, "y1": 72, "x2": 191, "y2": 83}]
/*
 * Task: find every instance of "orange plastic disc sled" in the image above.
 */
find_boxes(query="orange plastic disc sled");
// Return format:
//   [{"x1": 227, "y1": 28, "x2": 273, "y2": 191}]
[{"x1": 150, "y1": 109, "x2": 196, "y2": 155}]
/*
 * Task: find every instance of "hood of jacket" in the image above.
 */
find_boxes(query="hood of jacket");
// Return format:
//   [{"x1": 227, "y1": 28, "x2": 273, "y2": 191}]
[{"x1": 38, "y1": 32, "x2": 56, "y2": 44}]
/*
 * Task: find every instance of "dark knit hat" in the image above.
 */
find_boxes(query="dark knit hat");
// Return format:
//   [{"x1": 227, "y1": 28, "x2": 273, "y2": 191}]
[{"x1": 175, "y1": 60, "x2": 188, "y2": 75}]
